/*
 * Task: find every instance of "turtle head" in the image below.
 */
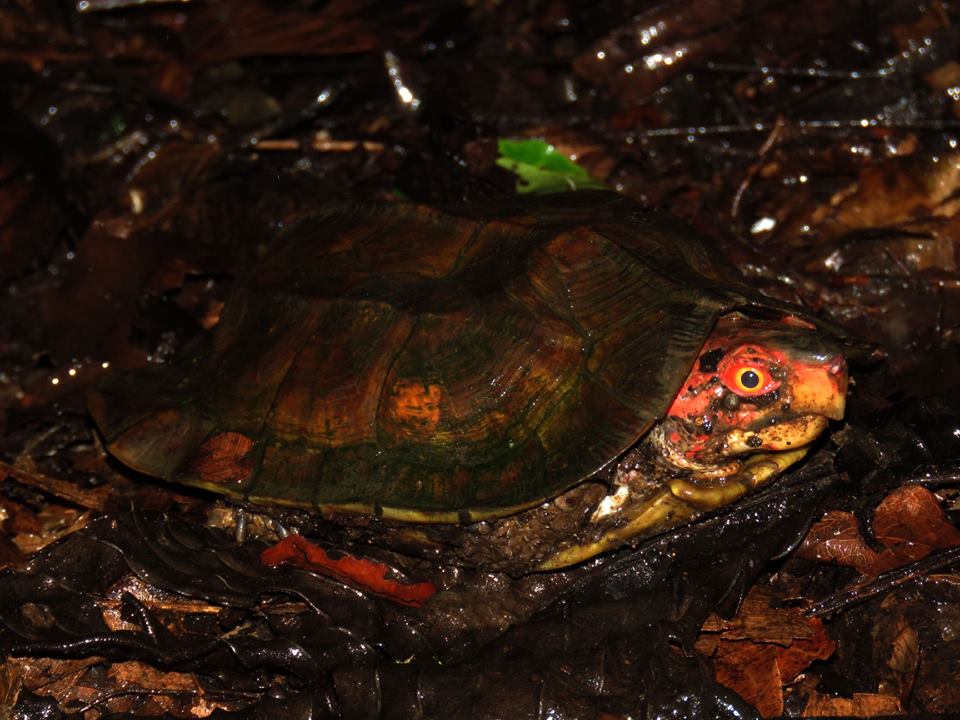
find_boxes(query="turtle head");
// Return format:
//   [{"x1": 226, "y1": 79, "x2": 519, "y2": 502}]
[{"x1": 654, "y1": 313, "x2": 847, "y2": 474}]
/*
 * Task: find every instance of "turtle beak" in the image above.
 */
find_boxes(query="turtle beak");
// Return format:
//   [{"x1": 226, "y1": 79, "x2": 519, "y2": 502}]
[{"x1": 790, "y1": 354, "x2": 847, "y2": 421}]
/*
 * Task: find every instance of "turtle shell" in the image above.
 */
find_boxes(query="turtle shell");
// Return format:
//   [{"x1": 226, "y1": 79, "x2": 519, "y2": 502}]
[{"x1": 89, "y1": 191, "x2": 802, "y2": 522}]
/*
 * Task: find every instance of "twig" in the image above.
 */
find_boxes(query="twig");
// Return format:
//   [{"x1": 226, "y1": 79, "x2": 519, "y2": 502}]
[
  {"x1": 0, "y1": 461, "x2": 109, "y2": 511},
  {"x1": 806, "y1": 545, "x2": 960, "y2": 617}
]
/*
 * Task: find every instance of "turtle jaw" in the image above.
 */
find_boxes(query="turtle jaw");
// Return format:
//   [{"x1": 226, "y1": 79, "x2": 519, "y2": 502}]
[{"x1": 721, "y1": 414, "x2": 829, "y2": 455}]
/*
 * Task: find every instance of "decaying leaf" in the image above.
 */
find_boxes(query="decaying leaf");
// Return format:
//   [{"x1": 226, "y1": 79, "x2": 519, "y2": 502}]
[
  {"x1": 12, "y1": 656, "x2": 230, "y2": 718},
  {"x1": 884, "y1": 618, "x2": 920, "y2": 705},
  {"x1": 698, "y1": 587, "x2": 836, "y2": 717},
  {"x1": 873, "y1": 484, "x2": 960, "y2": 555},
  {"x1": 797, "y1": 485, "x2": 960, "y2": 577},
  {"x1": 812, "y1": 153, "x2": 960, "y2": 242},
  {"x1": 0, "y1": 660, "x2": 21, "y2": 711},
  {"x1": 795, "y1": 510, "x2": 879, "y2": 574},
  {"x1": 803, "y1": 690, "x2": 903, "y2": 717}
]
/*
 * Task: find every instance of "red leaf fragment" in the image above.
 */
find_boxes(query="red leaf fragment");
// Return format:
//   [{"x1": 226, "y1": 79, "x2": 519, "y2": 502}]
[{"x1": 260, "y1": 534, "x2": 436, "y2": 607}]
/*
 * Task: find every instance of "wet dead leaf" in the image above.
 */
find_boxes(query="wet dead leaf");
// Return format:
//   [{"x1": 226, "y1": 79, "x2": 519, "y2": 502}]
[
  {"x1": 0, "y1": 660, "x2": 21, "y2": 709},
  {"x1": 813, "y1": 153, "x2": 960, "y2": 242},
  {"x1": 15, "y1": 655, "x2": 227, "y2": 718},
  {"x1": 0, "y1": 536, "x2": 25, "y2": 569},
  {"x1": 804, "y1": 216, "x2": 960, "y2": 277},
  {"x1": 183, "y1": 0, "x2": 381, "y2": 65},
  {"x1": 0, "y1": 140, "x2": 65, "y2": 285},
  {"x1": 100, "y1": 575, "x2": 225, "y2": 633},
  {"x1": 708, "y1": 643, "x2": 784, "y2": 717},
  {"x1": 873, "y1": 484, "x2": 960, "y2": 552},
  {"x1": 868, "y1": 484, "x2": 960, "y2": 575},
  {"x1": 796, "y1": 485, "x2": 960, "y2": 577},
  {"x1": 0, "y1": 462, "x2": 112, "y2": 512},
  {"x1": 701, "y1": 586, "x2": 818, "y2": 645},
  {"x1": 926, "y1": 62, "x2": 960, "y2": 120},
  {"x1": 105, "y1": 660, "x2": 202, "y2": 695},
  {"x1": 885, "y1": 619, "x2": 920, "y2": 703},
  {"x1": 698, "y1": 587, "x2": 836, "y2": 717},
  {"x1": 795, "y1": 510, "x2": 879, "y2": 574},
  {"x1": 14, "y1": 656, "x2": 103, "y2": 709},
  {"x1": 803, "y1": 690, "x2": 903, "y2": 717},
  {"x1": 12, "y1": 508, "x2": 89, "y2": 556}
]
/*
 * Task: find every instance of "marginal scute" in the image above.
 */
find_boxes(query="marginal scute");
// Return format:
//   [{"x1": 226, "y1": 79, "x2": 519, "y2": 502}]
[
  {"x1": 89, "y1": 191, "x2": 811, "y2": 519},
  {"x1": 189, "y1": 432, "x2": 256, "y2": 486}
]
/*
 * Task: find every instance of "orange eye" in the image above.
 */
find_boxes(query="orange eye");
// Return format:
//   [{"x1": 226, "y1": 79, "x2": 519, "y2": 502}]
[
  {"x1": 734, "y1": 367, "x2": 766, "y2": 394},
  {"x1": 716, "y1": 347, "x2": 781, "y2": 397}
]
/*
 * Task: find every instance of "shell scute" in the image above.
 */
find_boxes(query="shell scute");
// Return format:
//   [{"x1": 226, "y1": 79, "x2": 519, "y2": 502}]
[
  {"x1": 269, "y1": 302, "x2": 415, "y2": 446},
  {"x1": 377, "y1": 302, "x2": 582, "y2": 461}
]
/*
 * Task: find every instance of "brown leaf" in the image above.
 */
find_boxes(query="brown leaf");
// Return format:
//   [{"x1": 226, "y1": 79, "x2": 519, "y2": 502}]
[
  {"x1": 0, "y1": 536, "x2": 25, "y2": 569},
  {"x1": 15, "y1": 655, "x2": 230, "y2": 718},
  {"x1": 774, "y1": 627, "x2": 837, "y2": 684},
  {"x1": 796, "y1": 486, "x2": 960, "y2": 577},
  {"x1": 706, "y1": 628, "x2": 837, "y2": 718},
  {"x1": 886, "y1": 620, "x2": 920, "y2": 704},
  {"x1": 873, "y1": 484, "x2": 960, "y2": 551},
  {"x1": 794, "y1": 510, "x2": 879, "y2": 574},
  {"x1": 12, "y1": 508, "x2": 89, "y2": 555},
  {"x1": 14, "y1": 657, "x2": 102, "y2": 709},
  {"x1": 0, "y1": 661, "x2": 21, "y2": 709},
  {"x1": 712, "y1": 643, "x2": 784, "y2": 718},
  {"x1": 100, "y1": 575, "x2": 227, "y2": 632},
  {"x1": 0, "y1": 462, "x2": 111, "y2": 511},
  {"x1": 183, "y1": 0, "x2": 381, "y2": 65},
  {"x1": 106, "y1": 661, "x2": 200, "y2": 693},
  {"x1": 699, "y1": 587, "x2": 836, "y2": 717},
  {"x1": 814, "y1": 152, "x2": 960, "y2": 243},
  {"x1": 867, "y1": 484, "x2": 960, "y2": 575},
  {"x1": 701, "y1": 586, "x2": 819, "y2": 645},
  {"x1": 803, "y1": 691, "x2": 903, "y2": 717},
  {"x1": 40, "y1": 139, "x2": 221, "y2": 370}
]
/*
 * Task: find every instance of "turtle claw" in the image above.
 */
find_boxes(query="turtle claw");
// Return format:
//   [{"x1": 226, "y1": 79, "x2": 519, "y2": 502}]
[{"x1": 234, "y1": 507, "x2": 248, "y2": 544}]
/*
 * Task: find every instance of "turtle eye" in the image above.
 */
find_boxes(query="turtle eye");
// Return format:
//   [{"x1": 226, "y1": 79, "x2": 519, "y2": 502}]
[
  {"x1": 717, "y1": 347, "x2": 781, "y2": 397},
  {"x1": 733, "y1": 367, "x2": 768, "y2": 395}
]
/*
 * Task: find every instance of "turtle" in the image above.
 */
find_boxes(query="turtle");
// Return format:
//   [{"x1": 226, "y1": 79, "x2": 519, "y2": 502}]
[{"x1": 88, "y1": 191, "x2": 848, "y2": 589}]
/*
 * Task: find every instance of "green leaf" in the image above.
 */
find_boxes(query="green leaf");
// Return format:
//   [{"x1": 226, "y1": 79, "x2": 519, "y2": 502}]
[{"x1": 495, "y1": 139, "x2": 606, "y2": 194}]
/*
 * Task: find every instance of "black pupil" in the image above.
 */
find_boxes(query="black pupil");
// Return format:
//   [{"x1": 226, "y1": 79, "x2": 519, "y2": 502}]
[{"x1": 741, "y1": 370, "x2": 760, "y2": 389}]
